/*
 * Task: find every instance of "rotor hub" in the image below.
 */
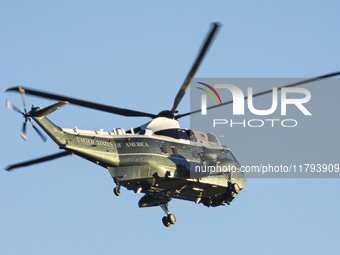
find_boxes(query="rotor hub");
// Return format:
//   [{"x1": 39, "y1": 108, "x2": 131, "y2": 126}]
[{"x1": 157, "y1": 110, "x2": 175, "y2": 119}]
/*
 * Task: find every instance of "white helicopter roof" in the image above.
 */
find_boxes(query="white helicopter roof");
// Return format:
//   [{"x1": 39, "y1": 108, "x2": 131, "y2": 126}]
[{"x1": 143, "y1": 117, "x2": 180, "y2": 133}]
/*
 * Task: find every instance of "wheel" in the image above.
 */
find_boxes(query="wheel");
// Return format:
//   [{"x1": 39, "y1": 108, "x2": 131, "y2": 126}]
[
  {"x1": 162, "y1": 216, "x2": 171, "y2": 227},
  {"x1": 232, "y1": 183, "x2": 240, "y2": 194},
  {"x1": 167, "y1": 214, "x2": 176, "y2": 225},
  {"x1": 113, "y1": 187, "x2": 121, "y2": 196}
]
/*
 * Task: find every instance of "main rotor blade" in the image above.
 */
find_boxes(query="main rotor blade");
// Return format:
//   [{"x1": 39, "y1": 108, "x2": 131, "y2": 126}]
[
  {"x1": 176, "y1": 71, "x2": 340, "y2": 119},
  {"x1": 170, "y1": 22, "x2": 221, "y2": 115},
  {"x1": 5, "y1": 151, "x2": 72, "y2": 171},
  {"x1": 6, "y1": 87, "x2": 157, "y2": 118}
]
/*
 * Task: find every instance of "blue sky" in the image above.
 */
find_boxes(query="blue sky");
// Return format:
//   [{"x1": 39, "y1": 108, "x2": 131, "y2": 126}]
[{"x1": 1, "y1": 1, "x2": 339, "y2": 255}]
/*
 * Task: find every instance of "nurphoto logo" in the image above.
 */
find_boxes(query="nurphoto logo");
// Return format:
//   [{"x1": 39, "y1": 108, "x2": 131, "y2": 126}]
[{"x1": 197, "y1": 82, "x2": 312, "y2": 128}]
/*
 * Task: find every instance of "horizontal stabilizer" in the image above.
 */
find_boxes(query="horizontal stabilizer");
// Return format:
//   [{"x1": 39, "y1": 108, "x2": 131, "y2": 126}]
[{"x1": 31, "y1": 101, "x2": 69, "y2": 118}]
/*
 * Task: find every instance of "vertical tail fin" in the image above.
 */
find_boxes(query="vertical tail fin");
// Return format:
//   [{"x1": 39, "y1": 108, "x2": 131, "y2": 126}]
[{"x1": 30, "y1": 101, "x2": 69, "y2": 145}]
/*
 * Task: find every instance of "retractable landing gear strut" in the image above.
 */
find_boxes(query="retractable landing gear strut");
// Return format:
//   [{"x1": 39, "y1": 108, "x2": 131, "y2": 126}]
[
  {"x1": 160, "y1": 202, "x2": 176, "y2": 227},
  {"x1": 113, "y1": 185, "x2": 121, "y2": 196}
]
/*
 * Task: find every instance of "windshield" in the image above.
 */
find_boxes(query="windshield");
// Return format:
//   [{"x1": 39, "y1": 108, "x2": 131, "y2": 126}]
[{"x1": 222, "y1": 150, "x2": 240, "y2": 167}]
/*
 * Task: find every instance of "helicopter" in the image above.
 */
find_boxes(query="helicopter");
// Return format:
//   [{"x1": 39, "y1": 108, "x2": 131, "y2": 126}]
[{"x1": 5, "y1": 23, "x2": 340, "y2": 227}]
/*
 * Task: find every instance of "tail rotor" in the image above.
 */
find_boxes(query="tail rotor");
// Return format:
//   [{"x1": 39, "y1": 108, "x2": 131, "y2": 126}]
[{"x1": 6, "y1": 86, "x2": 47, "y2": 142}]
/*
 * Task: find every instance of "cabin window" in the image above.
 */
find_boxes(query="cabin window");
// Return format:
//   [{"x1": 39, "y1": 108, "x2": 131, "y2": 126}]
[
  {"x1": 155, "y1": 129, "x2": 192, "y2": 140},
  {"x1": 171, "y1": 147, "x2": 178, "y2": 156},
  {"x1": 159, "y1": 144, "x2": 167, "y2": 153}
]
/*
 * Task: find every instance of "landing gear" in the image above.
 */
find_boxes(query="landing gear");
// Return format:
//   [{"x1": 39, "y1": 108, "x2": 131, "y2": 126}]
[
  {"x1": 161, "y1": 214, "x2": 176, "y2": 227},
  {"x1": 232, "y1": 183, "x2": 240, "y2": 194},
  {"x1": 113, "y1": 186, "x2": 121, "y2": 196},
  {"x1": 162, "y1": 216, "x2": 171, "y2": 227},
  {"x1": 160, "y1": 202, "x2": 176, "y2": 227},
  {"x1": 167, "y1": 213, "x2": 176, "y2": 224}
]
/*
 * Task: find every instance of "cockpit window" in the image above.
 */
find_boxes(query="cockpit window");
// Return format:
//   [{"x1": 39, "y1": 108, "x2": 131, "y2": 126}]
[
  {"x1": 225, "y1": 151, "x2": 235, "y2": 162},
  {"x1": 222, "y1": 150, "x2": 240, "y2": 166}
]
